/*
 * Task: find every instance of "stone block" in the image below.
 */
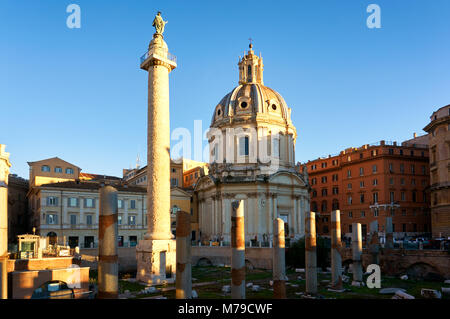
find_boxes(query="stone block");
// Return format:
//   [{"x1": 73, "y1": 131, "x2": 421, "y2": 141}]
[{"x1": 421, "y1": 288, "x2": 442, "y2": 299}]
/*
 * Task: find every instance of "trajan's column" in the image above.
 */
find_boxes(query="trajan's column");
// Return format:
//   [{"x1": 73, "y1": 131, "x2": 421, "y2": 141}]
[{"x1": 136, "y1": 12, "x2": 177, "y2": 284}]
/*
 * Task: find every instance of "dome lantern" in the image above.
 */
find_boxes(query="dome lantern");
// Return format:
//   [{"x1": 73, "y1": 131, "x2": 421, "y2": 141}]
[{"x1": 238, "y1": 42, "x2": 264, "y2": 85}]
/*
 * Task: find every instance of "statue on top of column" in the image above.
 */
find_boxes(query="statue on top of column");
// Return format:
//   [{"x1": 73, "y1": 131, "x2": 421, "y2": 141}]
[{"x1": 152, "y1": 11, "x2": 168, "y2": 35}]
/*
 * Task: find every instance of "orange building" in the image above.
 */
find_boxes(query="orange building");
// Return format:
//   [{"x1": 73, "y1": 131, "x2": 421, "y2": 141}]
[{"x1": 303, "y1": 138, "x2": 431, "y2": 241}]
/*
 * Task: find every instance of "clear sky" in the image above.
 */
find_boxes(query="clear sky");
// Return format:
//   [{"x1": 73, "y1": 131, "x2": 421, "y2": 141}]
[{"x1": 1, "y1": 0, "x2": 449, "y2": 179}]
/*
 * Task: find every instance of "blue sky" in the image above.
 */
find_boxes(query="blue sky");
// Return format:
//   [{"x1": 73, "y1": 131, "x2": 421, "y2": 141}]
[{"x1": 1, "y1": 0, "x2": 449, "y2": 179}]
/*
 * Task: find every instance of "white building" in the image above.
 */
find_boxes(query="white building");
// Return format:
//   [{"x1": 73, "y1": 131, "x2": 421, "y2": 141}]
[{"x1": 194, "y1": 44, "x2": 310, "y2": 244}]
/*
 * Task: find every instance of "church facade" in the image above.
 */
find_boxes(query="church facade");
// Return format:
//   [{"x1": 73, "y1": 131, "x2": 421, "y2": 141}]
[{"x1": 194, "y1": 44, "x2": 310, "y2": 244}]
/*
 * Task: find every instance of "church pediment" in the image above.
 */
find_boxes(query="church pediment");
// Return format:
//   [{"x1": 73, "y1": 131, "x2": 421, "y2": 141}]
[
  {"x1": 268, "y1": 171, "x2": 306, "y2": 187},
  {"x1": 194, "y1": 175, "x2": 216, "y2": 191}
]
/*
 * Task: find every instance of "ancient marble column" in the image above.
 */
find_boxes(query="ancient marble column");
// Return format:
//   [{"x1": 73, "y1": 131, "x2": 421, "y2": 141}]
[
  {"x1": 305, "y1": 211, "x2": 317, "y2": 294},
  {"x1": 351, "y1": 223, "x2": 363, "y2": 286},
  {"x1": 385, "y1": 217, "x2": 394, "y2": 249},
  {"x1": 273, "y1": 218, "x2": 286, "y2": 299},
  {"x1": 0, "y1": 145, "x2": 11, "y2": 299},
  {"x1": 98, "y1": 185, "x2": 119, "y2": 299},
  {"x1": 368, "y1": 220, "x2": 380, "y2": 264},
  {"x1": 136, "y1": 31, "x2": 177, "y2": 284},
  {"x1": 231, "y1": 200, "x2": 245, "y2": 299},
  {"x1": 331, "y1": 210, "x2": 343, "y2": 290},
  {"x1": 176, "y1": 211, "x2": 192, "y2": 299}
]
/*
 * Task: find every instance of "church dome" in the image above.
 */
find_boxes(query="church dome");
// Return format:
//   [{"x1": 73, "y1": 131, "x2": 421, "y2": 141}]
[{"x1": 211, "y1": 44, "x2": 294, "y2": 131}]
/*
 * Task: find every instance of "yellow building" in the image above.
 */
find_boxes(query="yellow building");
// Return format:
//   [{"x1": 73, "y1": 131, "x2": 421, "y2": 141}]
[{"x1": 423, "y1": 104, "x2": 450, "y2": 238}]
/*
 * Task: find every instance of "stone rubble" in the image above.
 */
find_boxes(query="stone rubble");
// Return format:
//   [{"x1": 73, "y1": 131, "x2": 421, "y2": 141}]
[
  {"x1": 421, "y1": 288, "x2": 442, "y2": 299},
  {"x1": 222, "y1": 285, "x2": 231, "y2": 293},
  {"x1": 392, "y1": 290, "x2": 415, "y2": 299},
  {"x1": 379, "y1": 288, "x2": 406, "y2": 295}
]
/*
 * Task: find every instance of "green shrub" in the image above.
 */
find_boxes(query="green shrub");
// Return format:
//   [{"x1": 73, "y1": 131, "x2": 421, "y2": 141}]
[{"x1": 286, "y1": 236, "x2": 330, "y2": 270}]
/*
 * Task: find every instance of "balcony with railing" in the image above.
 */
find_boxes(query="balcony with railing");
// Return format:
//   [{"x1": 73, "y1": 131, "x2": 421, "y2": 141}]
[{"x1": 140, "y1": 50, "x2": 177, "y2": 65}]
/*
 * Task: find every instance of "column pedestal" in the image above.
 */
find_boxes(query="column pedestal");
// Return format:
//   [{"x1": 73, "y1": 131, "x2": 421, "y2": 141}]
[{"x1": 136, "y1": 239, "x2": 176, "y2": 285}]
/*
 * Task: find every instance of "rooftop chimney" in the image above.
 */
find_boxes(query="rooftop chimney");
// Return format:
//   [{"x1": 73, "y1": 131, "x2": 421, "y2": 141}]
[{"x1": 413, "y1": 132, "x2": 417, "y2": 138}]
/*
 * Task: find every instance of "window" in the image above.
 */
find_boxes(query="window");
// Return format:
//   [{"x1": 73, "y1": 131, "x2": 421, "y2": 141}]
[
  {"x1": 349, "y1": 224, "x2": 353, "y2": 233},
  {"x1": 400, "y1": 178, "x2": 405, "y2": 185},
  {"x1": 65, "y1": 168, "x2": 74, "y2": 174},
  {"x1": 373, "y1": 178, "x2": 378, "y2": 186},
  {"x1": 128, "y1": 215, "x2": 136, "y2": 225},
  {"x1": 332, "y1": 174, "x2": 338, "y2": 181},
  {"x1": 70, "y1": 214, "x2": 77, "y2": 225},
  {"x1": 359, "y1": 167, "x2": 364, "y2": 176},
  {"x1": 323, "y1": 226, "x2": 329, "y2": 233},
  {"x1": 388, "y1": 149, "x2": 394, "y2": 155},
  {"x1": 347, "y1": 156, "x2": 351, "y2": 162},
  {"x1": 321, "y1": 176, "x2": 327, "y2": 183},
  {"x1": 402, "y1": 209, "x2": 406, "y2": 216},
  {"x1": 400, "y1": 164, "x2": 404, "y2": 173},
  {"x1": 41, "y1": 165, "x2": 50, "y2": 172},
  {"x1": 311, "y1": 178, "x2": 317, "y2": 185},
  {"x1": 374, "y1": 210, "x2": 379, "y2": 217},
  {"x1": 402, "y1": 224, "x2": 406, "y2": 232},
  {"x1": 360, "y1": 153, "x2": 363, "y2": 159},
  {"x1": 410, "y1": 150, "x2": 414, "y2": 156},
  {"x1": 118, "y1": 199, "x2": 124, "y2": 209},
  {"x1": 372, "y1": 165, "x2": 377, "y2": 173},
  {"x1": 86, "y1": 215, "x2": 93, "y2": 225},
  {"x1": 118, "y1": 215, "x2": 122, "y2": 225},
  {"x1": 321, "y1": 162, "x2": 327, "y2": 168},
  {"x1": 68, "y1": 197, "x2": 78, "y2": 207},
  {"x1": 54, "y1": 167, "x2": 62, "y2": 173},
  {"x1": 373, "y1": 192, "x2": 379, "y2": 203},
  {"x1": 360, "y1": 181, "x2": 365, "y2": 188},
  {"x1": 421, "y1": 166, "x2": 426, "y2": 175},
  {"x1": 239, "y1": 136, "x2": 250, "y2": 156},
  {"x1": 360, "y1": 194, "x2": 365, "y2": 203},
  {"x1": 400, "y1": 149, "x2": 403, "y2": 156},
  {"x1": 118, "y1": 236, "x2": 124, "y2": 247},
  {"x1": 401, "y1": 192, "x2": 405, "y2": 201},
  {"x1": 130, "y1": 200, "x2": 136, "y2": 209},
  {"x1": 129, "y1": 236, "x2": 137, "y2": 247},
  {"x1": 312, "y1": 190, "x2": 317, "y2": 197},
  {"x1": 361, "y1": 211, "x2": 365, "y2": 217},
  {"x1": 347, "y1": 170, "x2": 351, "y2": 178},
  {"x1": 348, "y1": 211, "x2": 353, "y2": 218},
  {"x1": 171, "y1": 178, "x2": 178, "y2": 186},
  {"x1": 84, "y1": 198, "x2": 95, "y2": 208},
  {"x1": 390, "y1": 192, "x2": 395, "y2": 202},
  {"x1": 46, "y1": 214, "x2": 58, "y2": 224},
  {"x1": 172, "y1": 168, "x2": 176, "y2": 173},
  {"x1": 389, "y1": 163, "x2": 394, "y2": 172},
  {"x1": 332, "y1": 187, "x2": 339, "y2": 195},
  {"x1": 371, "y1": 149, "x2": 378, "y2": 156},
  {"x1": 411, "y1": 165, "x2": 415, "y2": 175},
  {"x1": 322, "y1": 189, "x2": 328, "y2": 196},
  {"x1": 412, "y1": 191, "x2": 417, "y2": 202},
  {"x1": 47, "y1": 197, "x2": 58, "y2": 206},
  {"x1": 347, "y1": 183, "x2": 352, "y2": 189},
  {"x1": 389, "y1": 178, "x2": 394, "y2": 185},
  {"x1": 321, "y1": 201, "x2": 327, "y2": 212},
  {"x1": 348, "y1": 196, "x2": 352, "y2": 205}
]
